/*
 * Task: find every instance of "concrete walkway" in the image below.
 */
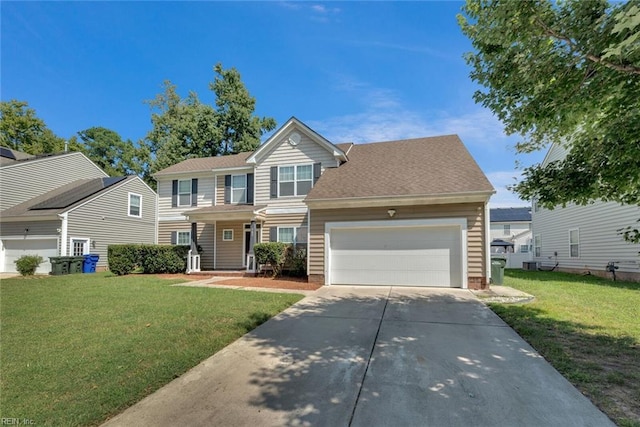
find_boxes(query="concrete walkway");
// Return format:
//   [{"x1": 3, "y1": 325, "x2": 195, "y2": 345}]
[{"x1": 102, "y1": 286, "x2": 613, "y2": 427}]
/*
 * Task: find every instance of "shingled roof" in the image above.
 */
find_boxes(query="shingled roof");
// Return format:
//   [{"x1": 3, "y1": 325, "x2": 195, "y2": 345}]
[
  {"x1": 490, "y1": 207, "x2": 531, "y2": 222},
  {"x1": 306, "y1": 135, "x2": 494, "y2": 201},
  {"x1": 153, "y1": 152, "x2": 254, "y2": 176}
]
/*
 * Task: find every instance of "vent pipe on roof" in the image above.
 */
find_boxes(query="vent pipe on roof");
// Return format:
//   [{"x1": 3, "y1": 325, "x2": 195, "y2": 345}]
[{"x1": 64, "y1": 140, "x2": 69, "y2": 152}]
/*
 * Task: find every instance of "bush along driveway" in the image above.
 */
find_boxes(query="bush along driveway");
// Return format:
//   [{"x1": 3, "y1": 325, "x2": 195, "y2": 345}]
[
  {"x1": 0, "y1": 273, "x2": 304, "y2": 426},
  {"x1": 491, "y1": 270, "x2": 640, "y2": 426}
]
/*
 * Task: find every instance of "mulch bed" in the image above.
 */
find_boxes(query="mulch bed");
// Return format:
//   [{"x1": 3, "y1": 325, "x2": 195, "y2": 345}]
[{"x1": 156, "y1": 274, "x2": 321, "y2": 291}]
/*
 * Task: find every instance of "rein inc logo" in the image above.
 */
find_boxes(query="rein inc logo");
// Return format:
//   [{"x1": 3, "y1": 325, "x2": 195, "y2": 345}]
[{"x1": 1, "y1": 420, "x2": 35, "y2": 425}]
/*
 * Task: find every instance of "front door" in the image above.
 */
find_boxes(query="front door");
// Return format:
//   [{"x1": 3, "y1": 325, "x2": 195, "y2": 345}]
[{"x1": 243, "y1": 223, "x2": 261, "y2": 266}]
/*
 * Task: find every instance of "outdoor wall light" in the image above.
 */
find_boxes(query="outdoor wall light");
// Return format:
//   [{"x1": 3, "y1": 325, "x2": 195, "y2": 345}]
[
  {"x1": 24, "y1": 228, "x2": 29, "y2": 233},
  {"x1": 387, "y1": 209, "x2": 396, "y2": 218}
]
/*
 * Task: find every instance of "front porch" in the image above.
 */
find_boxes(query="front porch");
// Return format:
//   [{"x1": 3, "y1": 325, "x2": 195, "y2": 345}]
[{"x1": 184, "y1": 204, "x2": 267, "y2": 274}]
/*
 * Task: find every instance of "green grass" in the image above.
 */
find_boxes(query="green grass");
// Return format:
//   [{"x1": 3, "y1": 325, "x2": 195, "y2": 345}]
[
  {"x1": 0, "y1": 273, "x2": 303, "y2": 426},
  {"x1": 492, "y1": 270, "x2": 640, "y2": 426}
]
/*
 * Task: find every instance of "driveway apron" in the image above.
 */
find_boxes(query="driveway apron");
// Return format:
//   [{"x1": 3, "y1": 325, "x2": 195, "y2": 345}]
[{"x1": 102, "y1": 286, "x2": 613, "y2": 427}]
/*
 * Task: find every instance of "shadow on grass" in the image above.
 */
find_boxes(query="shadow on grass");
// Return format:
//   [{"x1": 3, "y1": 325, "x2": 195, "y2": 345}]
[
  {"x1": 489, "y1": 303, "x2": 640, "y2": 425},
  {"x1": 505, "y1": 269, "x2": 640, "y2": 291}
]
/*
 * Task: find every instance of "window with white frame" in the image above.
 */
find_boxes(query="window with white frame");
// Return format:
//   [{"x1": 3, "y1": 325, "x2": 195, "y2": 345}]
[
  {"x1": 128, "y1": 193, "x2": 141, "y2": 217},
  {"x1": 177, "y1": 231, "x2": 191, "y2": 246},
  {"x1": 71, "y1": 238, "x2": 90, "y2": 256},
  {"x1": 178, "y1": 179, "x2": 191, "y2": 206},
  {"x1": 231, "y1": 175, "x2": 247, "y2": 204},
  {"x1": 278, "y1": 226, "x2": 308, "y2": 249},
  {"x1": 569, "y1": 229, "x2": 579, "y2": 258},
  {"x1": 223, "y1": 229, "x2": 234, "y2": 241},
  {"x1": 503, "y1": 224, "x2": 511, "y2": 235},
  {"x1": 520, "y1": 244, "x2": 529, "y2": 253},
  {"x1": 534, "y1": 235, "x2": 541, "y2": 257},
  {"x1": 279, "y1": 164, "x2": 313, "y2": 197}
]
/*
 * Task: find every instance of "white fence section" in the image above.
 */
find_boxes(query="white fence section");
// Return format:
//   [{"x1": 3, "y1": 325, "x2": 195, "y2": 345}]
[{"x1": 492, "y1": 252, "x2": 533, "y2": 269}]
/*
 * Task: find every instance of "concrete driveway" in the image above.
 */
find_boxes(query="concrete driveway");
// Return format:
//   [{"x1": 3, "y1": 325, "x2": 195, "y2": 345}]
[{"x1": 102, "y1": 286, "x2": 613, "y2": 427}]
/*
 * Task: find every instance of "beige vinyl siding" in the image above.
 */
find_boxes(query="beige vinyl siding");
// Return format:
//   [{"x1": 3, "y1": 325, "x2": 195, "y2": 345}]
[
  {"x1": 158, "y1": 221, "x2": 215, "y2": 270},
  {"x1": 255, "y1": 132, "x2": 338, "y2": 208},
  {"x1": 309, "y1": 203, "x2": 487, "y2": 279},
  {"x1": 157, "y1": 174, "x2": 215, "y2": 217},
  {"x1": 0, "y1": 153, "x2": 107, "y2": 211},
  {"x1": 215, "y1": 221, "x2": 244, "y2": 269},
  {"x1": 66, "y1": 178, "x2": 157, "y2": 267},
  {"x1": 215, "y1": 175, "x2": 225, "y2": 205},
  {"x1": 532, "y1": 201, "x2": 640, "y2": 274},
  {"x1": 261, "y1": 213, "x2": 308, "y2": 242}
]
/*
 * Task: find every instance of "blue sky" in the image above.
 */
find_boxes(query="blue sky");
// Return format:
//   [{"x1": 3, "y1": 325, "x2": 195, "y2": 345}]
[{"x1": 1, "y1": 1, "x2": 544, "y2": 207}]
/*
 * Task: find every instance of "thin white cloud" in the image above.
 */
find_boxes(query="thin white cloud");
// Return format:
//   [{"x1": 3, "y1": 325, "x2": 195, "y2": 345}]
[
  {"x1": 346, "y1": 40, "x2": 455, "y2": 61},
  {"x1": 279, "y1": 2, "x2": 340, "y2": 23},
  {"x1": 486, "y1": 171, "x2": 530, "y2": 208}
]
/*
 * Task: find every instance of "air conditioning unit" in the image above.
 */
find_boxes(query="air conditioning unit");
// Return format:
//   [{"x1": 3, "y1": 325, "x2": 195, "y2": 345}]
[{"x1": 522, "y1": 261, "x2": 538, "y2": 271}]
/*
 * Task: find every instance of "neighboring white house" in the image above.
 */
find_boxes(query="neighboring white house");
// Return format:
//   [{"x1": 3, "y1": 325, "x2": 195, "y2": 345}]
[
  {"x1": 531, "y1": 143, "x2": 640, "y2": 281},
  {"x1": 490, "y1": 207, "x2": 533, "y2": 268}
]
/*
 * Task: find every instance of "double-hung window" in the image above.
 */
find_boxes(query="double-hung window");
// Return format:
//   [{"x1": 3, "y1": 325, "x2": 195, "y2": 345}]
[
  {"x1": 128, "y1": 193, "x2": 141, "y2": 217},
  {"x1": 178, "y1": 179, "x2": 191, "y2": 206},
  {"x1": 177, "y1": 231, "x2": 191, "y2": 246},
  {"x1": 279, "y1": 164, "x2": 313, "y2": 197},
  {"x1": 231, "y1": 175, "x2": 247, "y2": 204},
  {"x1": 534, "y1": 235, "x2": 541, "y2": 257},
  {"x1": 569, "y1": 229, "x2": 579, "y2": 258},
  {"x1": 277, "y1": 226, "x2": 308, "y2": 251},
  {"x1": 503, "y1": 225, "x2": 510, "y2": 235}
]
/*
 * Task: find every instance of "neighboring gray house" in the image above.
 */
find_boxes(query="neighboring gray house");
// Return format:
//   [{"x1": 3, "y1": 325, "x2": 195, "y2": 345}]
[
  {"x1": 0, "y1": 148, "x2": 157, "y2": 274},
  {"x1": 490, "y1": 207, "x2": 532, "y2": 253},
  {"x1": 532, "y1": 143, "x2": 640, "y2": 281}
]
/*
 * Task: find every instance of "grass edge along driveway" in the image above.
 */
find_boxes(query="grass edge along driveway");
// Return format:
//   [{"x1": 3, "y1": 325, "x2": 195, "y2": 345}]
[
  {"x1": 0, "y1": 273, "x2": 304, "y2": 426},
  {"x1": 489, "y1": 270, "x2": 639, "y2": 427}
]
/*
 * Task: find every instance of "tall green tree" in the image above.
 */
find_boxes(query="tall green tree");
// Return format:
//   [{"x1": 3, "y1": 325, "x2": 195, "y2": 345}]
[
  {"x1": 76, "y1": 127, "x2": 148, "y2": 177},
  {"x1": 459, "y1": 0, "x2": 640, "y2": 242},
  {"x1": 144, "y1": 63, "x2": 276, "y2": 178},
  {"x1": 211, "y1": 63, "x2": 277, "y2": 154},
  {"x1": 0, "y1": 100, "x2": 81, "y2": 154}
]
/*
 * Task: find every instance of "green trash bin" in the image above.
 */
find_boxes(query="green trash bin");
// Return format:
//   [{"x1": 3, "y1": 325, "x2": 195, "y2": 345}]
[
  {"x1": 49, "y1": 257, "x2": 69, "y2": 275},
  {"x1": 68, "y1": 256, "x2": 85, "y2": 274},
  {"x1": 491, "y1": 258, "x2": 507, "y2": 285}
]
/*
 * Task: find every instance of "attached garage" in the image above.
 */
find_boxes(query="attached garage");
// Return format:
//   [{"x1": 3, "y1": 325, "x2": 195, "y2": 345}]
[
  {"x1": 325, "y1": 219, "x2": 467, "y2": 288},
  {"x1": 2, "y1": 238, "x2": 58, "y2": 274}
]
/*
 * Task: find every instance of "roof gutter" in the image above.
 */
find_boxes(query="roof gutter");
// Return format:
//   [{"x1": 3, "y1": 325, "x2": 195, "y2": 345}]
[{"x1": 304, "y1": 191, "x2": 494, "y2": 209}]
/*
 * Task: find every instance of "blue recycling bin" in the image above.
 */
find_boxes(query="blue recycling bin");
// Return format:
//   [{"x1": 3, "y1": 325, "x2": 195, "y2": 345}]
[{"x1": 83, "y1": 254, "x2": 100, "y2": 273}]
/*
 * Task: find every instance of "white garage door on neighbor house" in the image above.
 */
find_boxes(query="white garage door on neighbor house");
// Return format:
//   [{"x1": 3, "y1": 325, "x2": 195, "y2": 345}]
[
  {"x1": 326, "y1": 219, "x2": 466, "y2": 287},
  {"x1": 2, "y1": 238, "x2": 58, "y2": 274}
]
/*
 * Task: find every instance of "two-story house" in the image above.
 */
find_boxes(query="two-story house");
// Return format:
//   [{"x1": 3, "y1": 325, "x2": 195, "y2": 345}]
[
  {"x1": 0, "y1": 148, "x2": 157, "y2": 274},
  {"x1": 489, "y1": 207, "x2": 533, "y2": 268},
  {"x1": 532, "y1": 143, "x2": 640, "y2": 281},
  {"x1": 155, "y1": 117, "x2": 495, "y2": 289}
]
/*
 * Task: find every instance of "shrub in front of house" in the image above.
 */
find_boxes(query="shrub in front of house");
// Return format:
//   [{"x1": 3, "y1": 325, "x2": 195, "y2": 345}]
[
  {"x1": 138, "y1": 245, "x2": 189, "y2": 274},
  {"x1": 254, "y1": 242, "x2": 288, "y2": 277},
  {"x1": 285, "y1": 246, "x2": 307, "y2": 277},
  {"x1": 14, "y1": 255, "x2": 44, "y2": 276},
  {"x1": 108, "y1": 244, "x2": 189, "y2": 275}
]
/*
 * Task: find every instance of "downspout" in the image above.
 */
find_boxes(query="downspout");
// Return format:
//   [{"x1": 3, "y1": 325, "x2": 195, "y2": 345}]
[
  {"x1": 485, "y1": 200, "x2": 491, "y2": 286},
  {"x1": 59, "y1": 212, "x2": 68, "y2": 256}
]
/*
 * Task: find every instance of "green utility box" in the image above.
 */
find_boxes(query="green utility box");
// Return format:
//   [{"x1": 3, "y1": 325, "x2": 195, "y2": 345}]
[
  {"x1": 68, "y1": 256, "x2": 85, "y2": 274},
  {"x1": 491, "y1": 258, "x2": 507, "y2": 285},
  {"x1": 49, "y1": 257, "x2": 69, "y2": 275}
]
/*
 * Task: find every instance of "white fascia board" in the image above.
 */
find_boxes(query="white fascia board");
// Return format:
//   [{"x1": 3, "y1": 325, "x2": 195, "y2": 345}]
[
  {"x1": 159, "y1": 215, "x2": 188, "y2": 221},
  {"x1": 247, "y1": 117, "x2": 347, "y2": 164},
  {"x1": 306, "y1": 192, "x2": 494, "y2": 210},
  {"x1": 265, "y1": 207, "x2": 308, "y2": 215}
]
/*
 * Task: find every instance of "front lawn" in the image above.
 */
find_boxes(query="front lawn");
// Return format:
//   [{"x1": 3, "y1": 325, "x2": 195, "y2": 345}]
[
  {"x1": 492, "y1": 270, "x2": 640, "y2": 426},
  {"x1": 0, "y1": 273, "x2": 303, "y2": 426}
]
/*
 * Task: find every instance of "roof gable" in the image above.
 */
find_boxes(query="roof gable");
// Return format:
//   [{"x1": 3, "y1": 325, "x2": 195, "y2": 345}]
[{"x1": 246, "y1": 117, "x2": 347, "y2": 165}]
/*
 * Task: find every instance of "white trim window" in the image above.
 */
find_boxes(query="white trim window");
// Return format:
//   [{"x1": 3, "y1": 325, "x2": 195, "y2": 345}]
[
  {"x1": 70, "y1": 237, "x2": 90, "y2": 256},
  {"x1": 177, "y1": 231, "x2": 191, "y2": 246},
  {"x1": 277, "y1": 226, "x2": 308, "y2": 248},
  {"x1": 569, "y1": 229, "x2": 579, "y2": 258},
  {"x1": 534, "y1": 234, "x2": 541, "y2": 257},
  {"x1": 503, "y1": 224, "x2": 510, "y2": 236},
  {"x1": 223, "y1": 229, "x2": 234, "y2": 241},
  {"x1": 178, "y1": 179, "x2": 192, "y2": 206},
  {"x1": 128, "y1": 193, "x2": 142, "y2": 217},
  {"x1": 279, "y1": 164, "x2": 313, "y2": 197},
  {"x1": 231, "y1": 174, "x2": 247, "y2": 204},
  {"x1": 519, "y1": 244, "x2": 529, "y2": 253}
]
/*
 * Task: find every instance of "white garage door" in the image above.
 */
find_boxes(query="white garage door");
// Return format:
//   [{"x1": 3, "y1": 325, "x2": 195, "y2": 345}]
[
  {"x1": 2, "y1": 239, "x2": 58, "y2": 274},
  {"x1": 329, "y1": 226, "x2": 462, "y2": 287}
]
